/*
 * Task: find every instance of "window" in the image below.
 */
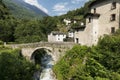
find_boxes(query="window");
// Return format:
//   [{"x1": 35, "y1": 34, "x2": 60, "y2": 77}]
[
  {"x1": 76, "y1": 38, "x2": 79, "y2": 43},
  {"x1": 94, "y1": 8, "x2": 96, "y2": 14},
  {"x1": 88, "y1": 17, "x2": 91, "y2": 23},
  {"x1": 110, "y1": 14, "x2": 116, "y2": 21},
  {"x1": 111, "y1": 27, "x2": 115, "y2": 33},
  {"x1": 111, "y1": 2, "x2": 116, "y2": 10}
]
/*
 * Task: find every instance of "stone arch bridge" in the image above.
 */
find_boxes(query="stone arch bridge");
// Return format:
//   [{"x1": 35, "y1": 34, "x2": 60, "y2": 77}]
[{"x1": 7, "y1": 42, "x2": 75, "y2": 62}]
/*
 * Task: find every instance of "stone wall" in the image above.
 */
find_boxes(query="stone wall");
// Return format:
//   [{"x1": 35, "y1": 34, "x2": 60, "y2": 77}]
[
  {"x1": 74, "y1": 0, "x2": 120, "y2": 46},
  {"x1": 90, "y1": 0, "x2": 120, "y2": 37},
  {"x1": 8, "y1": 42, "x2": 75, "y2": 62}
]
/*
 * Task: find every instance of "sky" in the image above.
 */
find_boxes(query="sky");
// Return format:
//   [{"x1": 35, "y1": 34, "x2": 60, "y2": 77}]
[{"x1": 24, "y1": 0, "x2": 89, "y2": 16}]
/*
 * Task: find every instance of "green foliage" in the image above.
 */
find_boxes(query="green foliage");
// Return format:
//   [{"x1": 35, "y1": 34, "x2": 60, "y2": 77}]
[
  {"x1": 96, "y1": 34, "x2": 120, "y2": 72},
  {"x1": 0, "y1": 0, "x2": 93, "y2": 43},
  {"x1": 0, "y1": 40, "x2": 3, "y2": 45},
  {"x1": 54, "y1": 29, "x2": 120, "y2": 80},
  {"x1": 41, "y1": 16, "x2": 58, "y2": 34},
  {"x1": 14, "y1": 17, "x2": 57, "y2": 43},
  {"x1": 50, "y1": 0, "x2": 94, "y2": 33},
  {"x1": 0, "y1": 19, "x2": 16, "y2": 42},
  {"x1": 86, "y1": 58, "x2": 109, "y2": 78},
  {"x1": 53, "y1": 45, "x2": 91, "y2": 80},
  {"x1": 0, "y1": 0, "x2": 11, "y2": 20},
  {"x1": 0, "y1": 1, "x2": 58, "y2": 43},
  {"x1": 0, "y1": 1, "x2": 17, "y2": 42},
  {"x1": 71, "y1": 23, "x2": 81, "y2": 28},
  {"x1": 110, "y1": 72, "x2": 120, "y2": 80},
  {"x1": 14, "y1": 20, "x2": 44, "y2": 43},
  {"x1": 0, "y1": 45, "x2": 11, "y2": 52},
  {"x1": 0, "y1": 48, "x2": 36, "y2": 80},
  {"x1": 57, "y1": 0, "x2": 92, "y2": 22}
]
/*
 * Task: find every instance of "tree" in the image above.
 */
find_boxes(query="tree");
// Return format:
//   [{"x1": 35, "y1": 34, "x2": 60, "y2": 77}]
[
  {"x1": 14, "y1": 20, "x2": 46, "y2": 43},
  {"x1": 0, "y1": 19, "x2": 15, "y2": 42},
  {"x1": 0, "y1": 49, "x2": 36, "y2": 80},
  {"x1": 41, "y1": 17, "x2": 58, "y2": 34}
]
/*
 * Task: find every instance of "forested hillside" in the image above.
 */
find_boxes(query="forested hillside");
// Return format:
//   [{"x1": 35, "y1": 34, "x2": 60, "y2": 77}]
[
  {"x1": 56, "y1": 0, "x2": 93, "y2": 21},
  {"x1": 53, "y1": 29, "x2": 120, "y2": 80},
  {"x1": 0, "y1": 1, "x2": 57, "y2": 43},
  {"x1": 0, "y1": 0, "x2": 12, "y2": 19},
  {"x1": 0, "y1": 0, "x2": 94, "y2": 43},
  {"x1": 3, "y1": 0, "x2": 48, "y2": 19},
  {"x1": 51, "y1": 0, "x2": 94, "y2": 33}
]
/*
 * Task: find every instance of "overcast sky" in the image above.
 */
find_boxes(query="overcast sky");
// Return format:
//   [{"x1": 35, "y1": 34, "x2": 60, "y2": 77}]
[{"x1": 24, "y1": 0, "x2": 89, "y2": 16}]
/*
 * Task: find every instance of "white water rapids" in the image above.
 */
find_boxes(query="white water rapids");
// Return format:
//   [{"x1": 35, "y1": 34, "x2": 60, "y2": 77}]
[{"x1": 40, "y1": 54, "x2": 56, "y2": 80}]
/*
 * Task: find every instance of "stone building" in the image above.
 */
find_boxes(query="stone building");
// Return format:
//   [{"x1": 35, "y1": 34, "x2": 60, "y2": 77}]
[
  {"x1": 74, "y1": 0, "x2": 120, "y2": 46},
  {"x1": 48, "y1": 31, "x2": 66, "y2": 42}
]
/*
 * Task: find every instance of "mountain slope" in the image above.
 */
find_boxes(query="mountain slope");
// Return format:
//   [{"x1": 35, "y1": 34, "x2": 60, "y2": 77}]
[
  {"x1": 0, "y1": 1, "x2": 13, "y2": 20},
  {"x1": 3, "y1": 0, "x2": 48, "y2": 19}
]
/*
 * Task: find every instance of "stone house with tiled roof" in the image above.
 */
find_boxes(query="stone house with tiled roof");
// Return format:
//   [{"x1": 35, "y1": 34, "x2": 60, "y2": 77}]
[{"x1": 74, "y1": 0, "x2": 120, "y2": 46}]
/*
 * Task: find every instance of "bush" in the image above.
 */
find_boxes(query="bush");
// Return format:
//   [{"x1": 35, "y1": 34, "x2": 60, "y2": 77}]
[
  {"x1": 0, "y1": 40, "x2": 3, "y2": 45},
  {"x1": 54, "y1": 29, "x2": 120, "y2": 80},
  {"x1": 0, "y1": 48, "x2": 36, "y2": 80}
]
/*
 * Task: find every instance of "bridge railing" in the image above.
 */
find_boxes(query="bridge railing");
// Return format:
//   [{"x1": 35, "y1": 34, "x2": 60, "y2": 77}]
[{"x1": 6, "y1": 42, "x2": 76, "y2": 49}]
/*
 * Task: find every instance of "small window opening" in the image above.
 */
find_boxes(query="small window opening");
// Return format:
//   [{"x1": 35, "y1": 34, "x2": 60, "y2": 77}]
[
  {"x1": 111, "y1": 27, "x2": 115, "y2": 33},
  {"x1": 110, "y1": 14, "x2": 116, "y2": 21},
  {"x1": 111, "y1": 2, "x2": 116, "y2": 9}
]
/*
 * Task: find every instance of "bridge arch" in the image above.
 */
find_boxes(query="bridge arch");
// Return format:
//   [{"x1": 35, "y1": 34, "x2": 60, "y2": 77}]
[
  {"x1": 8, "y1": 42, "x2": 75, "y2": 62},
  {"x1": 30, "y1": 47, "x2": 54, "y2": 64}
]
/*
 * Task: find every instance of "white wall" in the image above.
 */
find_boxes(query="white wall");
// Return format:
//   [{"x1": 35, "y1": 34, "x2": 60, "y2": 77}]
[
  {"x1": 48, "y1": 33, "x2": 66, "y2": 42},
  {"x1": 68, "y1": 32, "x2": 74, "y2": 38}
]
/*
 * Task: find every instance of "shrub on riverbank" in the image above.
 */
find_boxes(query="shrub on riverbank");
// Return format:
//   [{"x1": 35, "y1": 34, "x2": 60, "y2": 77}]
[
  {"x1": 0, "y1": 47, "x2": 36, "y2": 80},
  {"x1": 53, "y1": 29, "x2": 120, "y2": 80}
]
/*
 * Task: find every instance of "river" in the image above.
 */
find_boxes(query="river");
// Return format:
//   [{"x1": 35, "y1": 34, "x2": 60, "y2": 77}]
[{"x1": 40, "y1": 54, "x2": 56, "y2": 80}]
